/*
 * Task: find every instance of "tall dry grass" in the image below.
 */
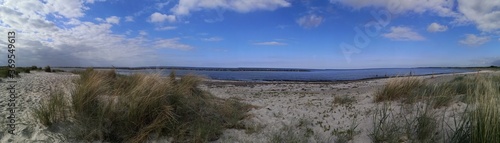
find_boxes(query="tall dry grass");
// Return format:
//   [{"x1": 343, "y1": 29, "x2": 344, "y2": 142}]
[
  {"x1": 32, "y1": 91, "x2": 69, "y2": 126},
  {"x1": 459, "y1": 75, "x2": 500, "y2": 142},
  {"x1": 373, "y1": 74, "x2": 500, "y2": 143},
  {"x1": 375, "y1": 77, "x2": 425, "y2": 102},
  {"x1": 33, "y1": 68, "x2": 252, "y2": 142}
]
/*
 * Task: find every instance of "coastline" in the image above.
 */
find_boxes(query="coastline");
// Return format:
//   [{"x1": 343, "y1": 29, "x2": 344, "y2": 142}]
[
  {"x1": 201, "y1": 69, "x2": 487, "y2": 85},
  {"x1": 202, "y1": 70, "x2": 499, "y2": 142},
  {"x1": 1, "y1": 70, "x2": 498, "y2": 142},
  {"x1": 55, "y1": 67, "x2": 478, "y2": 83}
]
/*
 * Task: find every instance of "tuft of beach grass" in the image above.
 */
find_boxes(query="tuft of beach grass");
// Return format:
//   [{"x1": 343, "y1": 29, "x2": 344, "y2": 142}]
[{"x1": 33, "y1": 68, "x2": 252, "y2": 142}]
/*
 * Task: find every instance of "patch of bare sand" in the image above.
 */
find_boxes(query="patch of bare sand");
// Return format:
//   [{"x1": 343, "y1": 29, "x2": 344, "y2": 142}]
[
  {"x1": 0, "y1": 71, "x2": 77, "y2": 142},
  {"x1": 201, "y1": 70, "x2": 499, "y2": 143}
]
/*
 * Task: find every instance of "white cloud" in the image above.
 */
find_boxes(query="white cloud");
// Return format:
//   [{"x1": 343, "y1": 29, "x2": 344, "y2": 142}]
[
  {"x1": 383, "y1": 26, "x2": 425, "y2": 41},
  {"x1": 65, "y1": 18, "x2": 81, "y2": 25},
  {"x1": 156, "y1": 1, "x2": 171, "y2": 9},
  {"x1": 427, "y1": 22, "x2": 448, "y2": 32},
  {"x1": 202, "y1": 37, "x2": 223, "y2": 42},
  {"x1": 296, "y1": 14, "x2": 323, "y2": 28},
  {"x1": 459, "y1": 34, "x2": 490, "y2": 47},
  {"x1": 105, "y1": 16, "x2": 120, "y2": 24},
  {"x1": 125, "y1": 16, "x2": 134, "y2": 22},
  {"x1": 154, "y1": 38, "x2": 193, "y2": 50},
  {"x1": 95, "y1": 17, "x2": 104, "y2": 22},
  {"x1": 149, "y1": 12, "x2": 176, "y2": 23},
  {"x1": 329, "y1": 0, "x2": 500, "y2": 32},
  {"x1": 155, "y1": 26, "x2": 177, "y2": 31},
  {"x1": 0, "y1": 0, "x2": 196, "y2": 67},
  {"x1": 0, "y1": 20, "x2": 161, "y2": 66},
  {"x1": 44, "y1": 0, "x2": 87, "y2": 18},
  {"x1": 254, "y1": 41, "x2": 287, "y2": 46},
  {"x1": 85, "y1": 0, "x2": 106, "y2": 4},
  {"x1": 139, "y1": 30, "x2": 148, "y2": 36},
  {"x1": 457, "y1": 0, "x2": 500, "y2": 32},
  {"x1": 0, "y1": 4, "x2": 57, "y2": 33},
  {"x1": 171, "y1": 0, "x2": 291, "y2": 15},
  {"x1": 329, "y1": 0, "x2": 457, "y2": 17}
]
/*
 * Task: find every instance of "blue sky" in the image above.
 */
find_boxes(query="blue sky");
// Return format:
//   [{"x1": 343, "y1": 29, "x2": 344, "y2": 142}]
[{"x1": 0, "y1": 0, "x2": 499, "y2": 69}]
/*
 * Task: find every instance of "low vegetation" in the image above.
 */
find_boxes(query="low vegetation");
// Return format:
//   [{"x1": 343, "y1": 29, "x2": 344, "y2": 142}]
[
  {"x1": 375, "y1": 77, "x2": 425, "y2": 102},
  {"x1": 33, "y1": 68, "x2": 252, "y2": 142},
  {"x1": 44, "y1": 66, "x2": 52, "y2": 72},
  {"x1": 269, "y1": 119, "x2": 324, "y2": 143},
  {"x1": 333, "y1": 94, "x2": 357, "y2": 105},
  {"x1": 0, "y1": 66, "x2": 44, "y2": 78},
  {"x1": 372, "y1": 74, "x2": 500, "y2": 142},
  {"x1": 32, "y1": 91, "x2": 69, "y2": 126}
]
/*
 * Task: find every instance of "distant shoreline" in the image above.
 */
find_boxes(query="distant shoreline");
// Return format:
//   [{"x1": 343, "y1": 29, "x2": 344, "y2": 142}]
[
  {"x1": 51, "y1": 66, "x2": 496, "y2": 72},
  {"x1": 202, "y1": 70, "x2": 485, "y2": 84},
  {"x1": 53, "y1": 66, "x2": 484, "y2": 83},
  {"x1": 54, "y1": 66, "x2": 311, "y2": 72}
]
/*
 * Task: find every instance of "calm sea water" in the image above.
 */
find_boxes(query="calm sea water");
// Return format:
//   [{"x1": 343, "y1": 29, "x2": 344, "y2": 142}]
[
  {"x1": 57, "y1": 67, "x2": 473, "y2": 82},
  {"x1": 97, "y1": 68, "x2": 473, "y2": 82}
]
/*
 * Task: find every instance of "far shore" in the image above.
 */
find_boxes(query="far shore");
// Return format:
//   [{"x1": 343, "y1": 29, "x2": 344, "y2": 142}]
[{"x1": 52, "y1": 66, "x2": 488, "y2": 83}]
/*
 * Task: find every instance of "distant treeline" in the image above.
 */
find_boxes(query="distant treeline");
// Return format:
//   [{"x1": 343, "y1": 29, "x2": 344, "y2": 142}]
[
  {"x1": 431, "y1": 66, "x2": 499, "y2": 71},
  {"x1": 54, "y1": 66, "x2": 311, "y2": 72}
]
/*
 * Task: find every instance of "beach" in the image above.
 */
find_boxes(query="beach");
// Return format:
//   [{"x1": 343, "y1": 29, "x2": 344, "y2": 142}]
[
  {"x1": 203, "y1": 70, "x2": 497, "y2": 142},
  {"x1": 1, "y1": 70, "x2": 498, "y2": 142},
  {"x1": 0, "y1": 71, "x2": 77, "y2": 142}
]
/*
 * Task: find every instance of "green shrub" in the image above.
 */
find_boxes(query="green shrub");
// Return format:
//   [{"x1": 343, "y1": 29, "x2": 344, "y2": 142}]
[
  {"x1": 44, "y1": 66, "x2": 52, "y2": 72},
  {"x1": 0, "y1": 68, "x2": 19, "y2": 78}
]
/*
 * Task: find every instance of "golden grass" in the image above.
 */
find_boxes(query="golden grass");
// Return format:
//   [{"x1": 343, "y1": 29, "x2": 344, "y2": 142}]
[
  {"x1": 32, "y1": 91, "x2": 69, "y2": 126},
  {"x1": 373, "y1": 74, "x2": 500, "y2": 143},
  {"x1": 467, "y1": 75, "x2": 500, "y2": 142},
  {"x1": 375, "y1": 77, "x2": 425, "y2": 102},
  {"x1": 33, "y1": 68, "x2": 252, "y2": 142}
]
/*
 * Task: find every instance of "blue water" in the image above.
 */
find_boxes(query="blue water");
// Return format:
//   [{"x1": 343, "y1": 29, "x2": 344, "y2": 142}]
[{"x1": 97, "y1": 68, "x2": 474, "y2": 82}]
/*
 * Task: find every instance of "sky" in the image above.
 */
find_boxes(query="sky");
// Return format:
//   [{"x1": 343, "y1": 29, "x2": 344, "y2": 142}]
[{"x1": 0, "y1": 0, "x2": 499, "y2": 69}]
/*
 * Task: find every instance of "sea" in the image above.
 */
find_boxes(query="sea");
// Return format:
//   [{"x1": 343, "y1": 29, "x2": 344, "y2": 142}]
[{"x1": 57, "y1": 67, "x2": 475, "y2": 82}]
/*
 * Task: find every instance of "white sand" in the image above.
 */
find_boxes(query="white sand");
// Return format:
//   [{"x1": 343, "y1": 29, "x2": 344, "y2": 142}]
[
  {"x1": 202, "y1": 70, "x2": 497, "y2": 143},
  {"x1": 0, "y1": 71, "x2": 77, "y2": 143},
  {"x1": 0, "y1": 70, "x2": 496, "y2": 142}
]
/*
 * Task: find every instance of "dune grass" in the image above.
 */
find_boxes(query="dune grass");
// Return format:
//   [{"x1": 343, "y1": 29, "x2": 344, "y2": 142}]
[
  {"x1": 375, "y1": 77, "x2": 425, "y2": 102},
  {"x1": 333, "y1": 94, "x2": 357, "y2": 105},
  {"x1": 373, "y1": 74, "x2": 500, "y2": 143},
  {"x1": 269, "y1": 119, "x2": 316, "y2": 143},
  {"x1": 454, "y1": 75, "x2": 500, "y2": 143},
  {"x1": 32, "y1": 91, "x2": 69, "y2": 126},
  {"x1": 33, "y1": 68, "x2": 252, "y2": 142}
]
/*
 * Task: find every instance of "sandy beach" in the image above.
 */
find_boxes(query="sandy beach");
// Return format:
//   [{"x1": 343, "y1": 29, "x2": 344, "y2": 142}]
[
  {"x1": 203, "y1": 71, "x2": 498, "y2": 142},
  {"x1": 1, "y1": 70, "x2": 498, "y2": 142},
  {"x1": 1, "y1": 71, "x2": 78, "y2": 142}
]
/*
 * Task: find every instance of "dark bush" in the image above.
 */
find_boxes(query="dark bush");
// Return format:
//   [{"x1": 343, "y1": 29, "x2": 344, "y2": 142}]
[{"x1": 44, "y1": 66, "x2": 52, "y2": 72}]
